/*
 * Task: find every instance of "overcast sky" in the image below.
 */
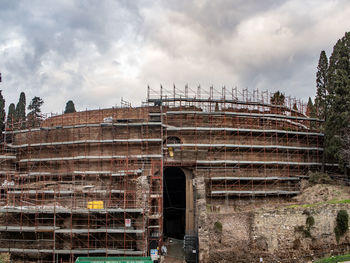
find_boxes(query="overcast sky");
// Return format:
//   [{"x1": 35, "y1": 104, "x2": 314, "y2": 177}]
[{"x1": 0, "y1": 0, "x2": 350, "y2": 113}]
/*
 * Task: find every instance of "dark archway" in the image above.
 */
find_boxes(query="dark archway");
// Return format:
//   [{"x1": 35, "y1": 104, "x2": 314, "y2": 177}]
[
  {"x1": 163, "y1": 136, "x2": 181, "y2": 145},
  {"x1": 163, "y1": 167, "x2": 186, "y2": 239}
]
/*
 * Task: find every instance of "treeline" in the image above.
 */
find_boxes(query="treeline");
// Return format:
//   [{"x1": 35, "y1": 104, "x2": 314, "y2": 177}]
[
  {"x1": 0, "y1": 91, "x2": 77, "y2": 131},
  {"x1": 0, "y1": 92, "x2": 44, "y2": 130},
  {"x1": 310, "y1": 32, "x2": 350, "y2": 168}
]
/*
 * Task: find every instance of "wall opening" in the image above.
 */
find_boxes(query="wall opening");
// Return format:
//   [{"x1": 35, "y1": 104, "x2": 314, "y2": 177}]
[
  {"x1": 163, "y1": 167, "x2": 186, "y2": 239},
  {"x1": 163, "y1": 136, "x2": 181, "y2": 145}
]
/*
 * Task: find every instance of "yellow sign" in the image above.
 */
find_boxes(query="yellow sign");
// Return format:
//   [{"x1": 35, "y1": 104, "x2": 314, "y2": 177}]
[
  {"x1": 87, "y1": 201, "x2": 104, "y2": 209},
  {"x1": 168, "y1": 147, "x2": 174, "y2": 157}
]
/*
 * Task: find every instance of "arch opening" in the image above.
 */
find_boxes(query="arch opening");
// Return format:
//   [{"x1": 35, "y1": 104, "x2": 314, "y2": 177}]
[
  {"x1": 163, "y1": 136, "x2": 181, "y2": 145},
  {"x1": 163, "y1": 167, "x2": 186, "y2": 239}
]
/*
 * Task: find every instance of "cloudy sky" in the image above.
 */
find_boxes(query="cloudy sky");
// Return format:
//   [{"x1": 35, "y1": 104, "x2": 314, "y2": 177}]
[{"x1": 0, "y1": 0, "x2": 350, "y2": 113}]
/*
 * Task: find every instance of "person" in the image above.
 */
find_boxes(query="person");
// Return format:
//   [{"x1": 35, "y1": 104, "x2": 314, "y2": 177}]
[{"x1": 161, "y1": 245, "x2": 167, "y2": 256}]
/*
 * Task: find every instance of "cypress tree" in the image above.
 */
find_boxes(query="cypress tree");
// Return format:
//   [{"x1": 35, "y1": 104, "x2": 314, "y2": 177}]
[
  {"x1": 291, "y1": 103, "x2": 298, "y2": 116},
  {"x1": 293, "y1": 103, "x2": 298, "y2": 111},
  {"x1": 324, "y1": 32, "x2": 350, "y2": 164},
  {"x1": 27, "y1": 96, "x2": 44, "y2": 127},
  {"x1": 306, "y1": 97, "x2": 316, "y2": 118},
  {"x1": 15, "y1": 92, "x2": 26, "y2": 128},
  {"x1": 270, "y1": 91, "x2": 285, "y2": 105},
  {"x1": 0, "y1": 91, "x2": 5, "y2": 132},
  {"x1": 7, "y1": 103, "x2": 15, "y2": 127},
  {"x1": 64, "y1": 100, "x2": 76, "y2": 114},
  {"x1": 315, "y1": 50, "x2": 328, "y2": 120}
]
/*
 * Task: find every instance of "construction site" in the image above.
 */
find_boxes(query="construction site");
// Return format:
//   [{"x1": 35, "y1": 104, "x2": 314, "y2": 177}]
[{"x1": 0, "y1": 86, "x2": 326, "y2": 262}]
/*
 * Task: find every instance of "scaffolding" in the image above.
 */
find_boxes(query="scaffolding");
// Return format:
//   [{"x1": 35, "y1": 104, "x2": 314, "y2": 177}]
[
  {"x1": 146, "y1": 86, "x2": 324, "y2": 202},
  {"x1": 0, "y1": 86, "x2": 327, "y2": 262},
  {"x1": 0, "y1": 106, "x2": 163, "y2": 262}
]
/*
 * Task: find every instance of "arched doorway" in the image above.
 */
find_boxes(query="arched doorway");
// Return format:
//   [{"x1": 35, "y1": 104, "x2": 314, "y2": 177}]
[
  {"x1": 163, "y1": 167, "x2": 186, "y2": 239},
  {"x1": 163, "y1": 136, "x2": 181, "y2": 145}
]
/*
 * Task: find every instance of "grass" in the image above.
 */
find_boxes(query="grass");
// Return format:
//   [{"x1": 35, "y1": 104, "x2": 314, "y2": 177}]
[
  {"x1": 286, "y1": 199, "x2": 350, "y2": 209},
  {"x1": 314, "y1": 253, "x2": 350, "y2": 263}
]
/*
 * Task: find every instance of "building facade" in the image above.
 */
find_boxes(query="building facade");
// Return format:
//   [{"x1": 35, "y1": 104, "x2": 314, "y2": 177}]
[{"x1": 0, "y1": 87, "x2": 324, "y2": 262}]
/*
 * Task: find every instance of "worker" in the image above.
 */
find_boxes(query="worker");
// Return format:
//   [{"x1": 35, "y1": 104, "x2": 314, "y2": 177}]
[{"x1": 161, "y1": 244, "x2": 167, "y2": 256}]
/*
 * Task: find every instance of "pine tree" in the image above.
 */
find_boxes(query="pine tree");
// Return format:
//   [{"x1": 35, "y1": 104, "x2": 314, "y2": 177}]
[
  {"x1": 15, "y1": 92, "x2": 26, "y2": 128},
  {"x1": 7, "y1": 103, "x2": 15, "y2": 128},
  {"x1": 291, "y1": 103, "x2": 298, "y2": 116},
  {"x1": 315, "y1": 50, "x2": 328, "y2": 120},
  {"x1": 64, "y1": 100, "x2": 76, "y2": 114},
  {"x1": 270, "y1": 91, "x2": 285, "y2": 105},
  {"x1": 306, "y1": 97, "x2": 316, "y2": 118},
  {"x1": 324, "y1": 32, "x2": 350, "y2": 164},
  {"x1": 293, "y1": 103, "x2": 298, "y2": 111},
  {"x1": 27, "y1": 97, "x2": 44, "y2": 127},
  {"x1": 0, "y1": 91, "x2": 5, "y2": 132}
]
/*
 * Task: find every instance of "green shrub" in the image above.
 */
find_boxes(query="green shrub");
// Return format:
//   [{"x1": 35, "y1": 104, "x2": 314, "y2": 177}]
[
  {"x1": 295, "y1": 215, "x2": 315, "y2": 238},
  {"x1": 214, "y1": 221, "x2": 223, "y2": 234},
  {"x1": 306, "y1": 215, "x2": 315, "y2": 228},
  {"x1": 303, "y1": 229, "x2": 312, "y2": 238},
  {"x1": 334, "y1": 209, "x2": 349, "y2": 242},
  {"x1": 294, "y1": 225, "x2": 304, "y2": 232},
  {"x1": 308, "y1": 171, "x2": 332, "y2": 184}
]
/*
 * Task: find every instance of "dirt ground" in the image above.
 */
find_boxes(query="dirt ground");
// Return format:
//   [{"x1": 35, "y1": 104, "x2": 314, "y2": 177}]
[
  {"x1": 161, "y1": 238, "x2": 185, "y2": 263},
  {"x1": 293, "y1": 183, "x2": 350, "y2": 204}
]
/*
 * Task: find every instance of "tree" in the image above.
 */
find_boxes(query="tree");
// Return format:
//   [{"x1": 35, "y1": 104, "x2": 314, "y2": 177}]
[
  {"x1": 293, "y1": 103, "x2": 298, "y2": 111},
  {"x1": 6, "y1": 103, "x2": 15, "y2": 127},
  {"x1": 270, "y1": 91, "x2": 285, "y2": 106},
  {"x1": 306, "y1": 97, "x2": 318, "y2": 131},
  {"x1": 324, "y1": 32, "x2": 350, "y2": 164},
  {"x1": 292, "y1": 103, "x2": 298, "y2": 116},
  {"x1": 315, "y1": 51, "x2": 328, "y2": 120},
  {"x1": 0, "y1": 91, "x2": 5, "y2": 132},
  {"x1": 64, "y1": 100, "x2": 76, "y2": 114},
  {"x1": 334, "y1": 210, "x2": 349, "y2": 243},
  {"x1": 306, "y1": 97, "x2": 316, "y2": 118},
  {"x1": 340, "y1": 128, "x2": 350, "y2": 167},
  {"x1": 27, "y1": 97, "x2": 44, "y2": 127},
  {"x1": 15, "y1": 92, "x2": 26, "y2": 128}
]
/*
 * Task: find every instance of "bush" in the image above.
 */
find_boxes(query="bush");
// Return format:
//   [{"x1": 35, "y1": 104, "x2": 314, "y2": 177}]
[
  {"x1": 334, "y1": 210, "x2": 349, "y2": 242},
  {"x1": 308, "y1": 171, "x2": 332, "y2": 184},
  {"x1": 214, "y1": 221, "x2": 223, "y2": 234},
  {"x1": 303, "y1": 215, "x2": 315, "y2": 237},
  {"x1": 295, "y1": 215, "x2": 315, "y2": 238},
  {"x1": 306, "y1": 215, "x2": 315, "y2": 228}
]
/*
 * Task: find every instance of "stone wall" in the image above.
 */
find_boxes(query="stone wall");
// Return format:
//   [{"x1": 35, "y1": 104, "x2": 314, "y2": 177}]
[
  {"x1": 252, "y1": 203, "x2": 350, "y2": 256},
  {"x1": 207, "y1": 210, "x2": 254, "y2": 262},
  {"x1": 194, "y1": 173, "x2": 209, "y2": 262},
  {"x1": 206, "y1": 203, "x2": 350, "y2": 262}
]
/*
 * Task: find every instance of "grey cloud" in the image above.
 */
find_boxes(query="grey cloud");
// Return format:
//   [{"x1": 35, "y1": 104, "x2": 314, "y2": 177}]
[
  {"x1": 0, "y1": 0, "x2": 350, "y2": 113},
  {"x1": 0, "y1": 0, "x2": 144, "y2": 112},
  {"x1": 138, "y1": 0, "x2": 350, "y2": 103}
]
